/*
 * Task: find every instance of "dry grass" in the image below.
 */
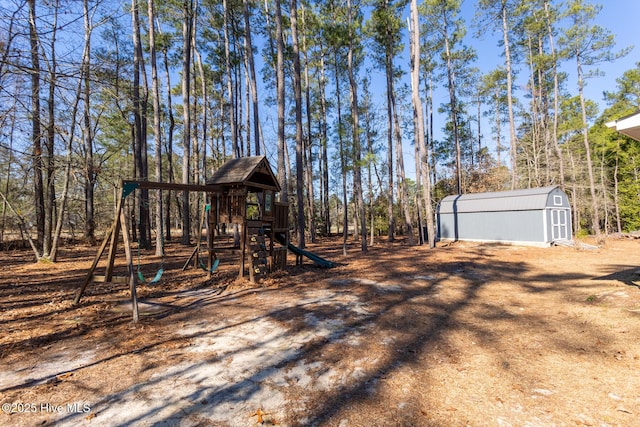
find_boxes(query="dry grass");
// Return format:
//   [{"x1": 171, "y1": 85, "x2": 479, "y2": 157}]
[{"x1": 1, "y1": 237, "x2": 639, "y2": 426}]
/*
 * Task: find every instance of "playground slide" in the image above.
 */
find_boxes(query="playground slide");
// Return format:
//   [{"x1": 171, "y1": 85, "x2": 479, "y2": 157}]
[
  {"x1": 274, "y1": 233, "x2": 334, "y2": 268},
  {"x1": 286, "y1": 243, "x2": 335, "y2": 268}
]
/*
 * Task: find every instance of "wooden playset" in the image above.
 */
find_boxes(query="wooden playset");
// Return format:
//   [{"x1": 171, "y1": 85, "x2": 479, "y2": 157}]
[
  {"x1": 74, "y1": 156, "x2": 289, "y2": 321},
  {"x1": 206, "y1": 156, "x2": 290, "y2": 281}
]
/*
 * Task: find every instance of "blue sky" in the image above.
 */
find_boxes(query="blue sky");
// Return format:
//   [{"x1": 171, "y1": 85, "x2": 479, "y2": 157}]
[
  {"x1": 392, "y1": 0, "x2": 638, "y2": 178},
  {"x1": 463, "y1": 0, "x2": 638, "y2": 101},
  {"x1": 258, "y1": 0, "x2": 638, "y2": 183},
  {"x1": 4, "y1": 0, "x2": 635, "y2": 185}
]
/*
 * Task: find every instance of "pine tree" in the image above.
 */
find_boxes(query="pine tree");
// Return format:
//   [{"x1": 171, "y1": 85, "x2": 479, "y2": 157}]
[{"x1": 559, "y1": 0, "x2": 631, "y2": 240}]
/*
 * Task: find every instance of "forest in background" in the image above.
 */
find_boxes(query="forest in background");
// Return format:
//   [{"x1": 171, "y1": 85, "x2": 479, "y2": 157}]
[{"x1": 0, "y1": 0, "x2": 638, "y2": 261}]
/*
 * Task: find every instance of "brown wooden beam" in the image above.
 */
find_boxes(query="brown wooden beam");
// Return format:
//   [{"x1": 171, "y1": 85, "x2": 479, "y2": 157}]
[
  {"x1": 120, "y1": 208, "x2": 139, "y2": 322},
  {"x1": 122, "y1": 180, "x2": 220, "y2": 194},
  {"x1": 73, "y1": 212, "x2": 119, "y2": 304}
]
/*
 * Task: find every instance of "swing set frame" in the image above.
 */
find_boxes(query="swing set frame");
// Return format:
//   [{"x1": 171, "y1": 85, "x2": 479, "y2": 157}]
[
  {"x1": 74, "y1": 156, "x2": 290, "y2": 323},
  {"x1": 73, "y1": 180, "x2": 217, "y2": 322}
]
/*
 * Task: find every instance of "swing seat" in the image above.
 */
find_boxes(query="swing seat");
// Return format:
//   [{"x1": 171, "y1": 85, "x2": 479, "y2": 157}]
[
  {"x1": 199, "y1": 258, "x2": 220, "y2": 273},
  {"x1": 137, "y1": 268, "x2": 164, "y2": 284}
]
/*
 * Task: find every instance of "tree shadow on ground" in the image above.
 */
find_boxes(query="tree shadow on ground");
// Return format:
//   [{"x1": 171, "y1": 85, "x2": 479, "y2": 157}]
[
  {"x1": 61, "y1": 257, "x2": 621, "y2": 424},
  {"x1": 2, "y1": 242, "x2": 637, "y2": 426},
  {"x1": 593, "y1": 265, "x2": 640, "y2": 289}
]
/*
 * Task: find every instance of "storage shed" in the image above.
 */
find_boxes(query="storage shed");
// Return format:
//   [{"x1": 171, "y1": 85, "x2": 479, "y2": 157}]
[{"x1": 437, "y1": 186, "x2": 572, "y2": 246}]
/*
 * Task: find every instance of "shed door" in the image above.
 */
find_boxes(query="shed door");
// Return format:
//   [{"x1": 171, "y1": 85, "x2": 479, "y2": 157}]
[{"x1": 551, "y1": 209, "x2": 568, "y2": 240}]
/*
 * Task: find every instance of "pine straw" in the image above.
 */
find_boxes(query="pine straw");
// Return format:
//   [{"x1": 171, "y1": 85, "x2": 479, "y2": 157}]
[{"x1": 1, "y1": 238, "x2": 639, "y2": 426}]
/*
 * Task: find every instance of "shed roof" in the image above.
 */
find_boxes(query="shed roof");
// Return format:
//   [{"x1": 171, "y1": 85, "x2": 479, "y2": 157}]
[
  {"x1": 439, "y1": 186, "x2": 561, "y2": 214},
  {"x1": 606, "y1": 111, "x2": 640, "y2": 142},
  {"x1": 206, "y1": 156, "x2": 281, "y2": 192}
]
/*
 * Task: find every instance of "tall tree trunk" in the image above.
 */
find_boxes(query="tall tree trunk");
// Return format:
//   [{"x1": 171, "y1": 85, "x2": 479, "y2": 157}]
[
  {"x1": 193, "y1": 3, "x2": 207, "y2": 182},
  {"x1": 476, "y1": 88, "x2": 482, "y2": 165},
  {"x1": 411, "y1": 0, "x2": 435, "y2": 248},
  {"x1": 148, "y1": 0, "x2": 164, "y2": 256},
  {"x1": 612, "y1": 142, "x2": 622, "y2": 233},
  {"x1": 191, "y1": 53, "x2": 201, "y2": 188},
  {"x1": 599, "y1": 144, "x2": 609, "y2": 233},
  {"x1": 501, "y1": 1, "x2": 518, "y2": 189},
  {"x1": 0, "y1": 14, "x2": 18, "y2": 246},
  {"x1": 43, "y1": 0, "x2": 59, "y2": 258},
  {"x1": 51, "y1": 29, "x2": 85, "y2": 261},
  {"x1": 537, "y1": 35, "x2": 551, "y2": 186},
  {"x1": 223, "y1": 0, "x2": 238, "y2": 159},
  {"x1": 163, "y1": 42, "x2": 175, "y2": 242},
  {"x1": 568, "y1": 151, "x2": 580, "y2": 236},
  {"x1": 232, "y1": 30, "x2": 243, "y2": 158},
  {"x1": 544, "y1": 0, "x2": 565, "y2": 186},
  {"x1": 526, "y1": 34, "x2": 540, "y2": 187},
  {"x1": 423, "y1": 60, "x2": 437, "y2": 187},
  {"x1": 347, "y1": 0, "x2": 366, "y2": 253},
  {"x1": 243, "y1": 0, "x2": 260, "y2": 155},
  {"x1": 275, "y1": 0, "x2": 287, "y2": 202},
  {"x1": 181, "y1": 0, "x2": 194, "y2": 245},
  {"x1": 28, "y1": 0, "x2": 44, "y2": 256},
  {"x1": 302, "y1": 5, "x2": 316, "y2": 244},
  {"x1": 50, "y1": 0, "x2": 86, "y2": 261},
  {"x1": 335, "y1": 53, "x2": 348, "y2": 256},
  {"x1": 494, "y1": 84, "x2": 502, "y2": 166},
  {"x1": 443, "y1": 9, "x2": 461, "y2": 195},
  {"x1": 385, "y1": 24, "x2": 395, "y2": 242},
  {"x1": 366, "y1": 102, "x2": 375, "y2": 247},
  {"x1": 220, "y1": 101, "x2": 227, "y2": 161},
  {"x1": 243, "y1": 48, "x2": 251, "y2": 156},
  {"x1": 1, "y1": 103, "x2": 16, "y2": 245},
  {"x1": 392, "y1": 96, "x2": 414, "y2": 244},
  {"x1": 362, "y1": 75, "x2": 378, "y2": 246},
  {"x1": 192, "y1": 48, "x2": 209, "y2": 183},
  {"x1": 290, "y1": 0, "x2": 305, "y2": 248},
  {"x1": 576, "y1": 54, "x2": 601, "y2": 240},
  {"x1": 411, "y1": 8, "x2": 423, "y2": 244},
  {"x1": 320, "y1": 51, "x2": 330, "y2": 236},
  {"x1": 83, "y1": 32, "x2": 96, "y2": 248},
  {"x1": 132, "y1": 0, "x2": 150, "y2": 248}
]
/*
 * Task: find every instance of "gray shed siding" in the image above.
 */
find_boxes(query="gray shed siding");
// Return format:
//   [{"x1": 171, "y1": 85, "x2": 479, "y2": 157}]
[{"x1": 437, "y1": 186, "x2": 571, "y2": 245}]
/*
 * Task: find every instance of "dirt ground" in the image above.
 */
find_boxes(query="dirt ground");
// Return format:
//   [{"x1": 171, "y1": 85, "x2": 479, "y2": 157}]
[{"x1": 1, "y1": 236, "x2": 640, "y2": 427}]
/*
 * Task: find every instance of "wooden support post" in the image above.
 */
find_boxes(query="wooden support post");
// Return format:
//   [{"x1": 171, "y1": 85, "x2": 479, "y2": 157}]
[
  {"x1": 195, "y1": 203, "x2": 207, "y2": 269},
  {"x1": 248, "y1": 228, "x2": 255, "y2": 283},
  {"x1": 182, "y1": 246, "x2": 198, "y2": 271},
  {"x1": 239, "y1": 221, "x2": 246, "y2": 280},
  {"x1": 245, "y1": 220, "x2": 267, "y2": 283},
  {"x1": 206, "y1": 201, "x2": 215, "y2": 279},
  {"x1": 73, "y1": 217, "x2": 117, "y2": 305},
  {"x1": 74, "y1": 187, "x2": 125, "y2": 304},
  {"x1": 105, "y1": 189, "x2": 125, "y2": 281},
  {"x1": 268, "y1": 220, "x2": 274, "y2": 273},
  {"x1": 120, "y1": 208, "x2": 139, "y2": 322}
]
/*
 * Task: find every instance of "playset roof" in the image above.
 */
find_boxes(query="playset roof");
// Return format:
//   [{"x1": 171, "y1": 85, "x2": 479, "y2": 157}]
[{"x1": 206, "y1": 156, "x2": 281, "y2": 192}]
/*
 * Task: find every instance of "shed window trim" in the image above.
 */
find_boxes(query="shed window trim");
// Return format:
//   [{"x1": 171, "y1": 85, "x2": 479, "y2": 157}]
[{"x1": 553, "y1": 195, "x2": 562, "y2": 206}]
